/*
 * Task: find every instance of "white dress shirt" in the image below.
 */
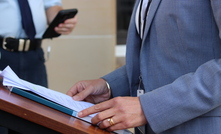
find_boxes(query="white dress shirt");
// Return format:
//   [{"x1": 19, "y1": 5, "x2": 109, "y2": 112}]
[{"x1": 135, "y1": 0, "x2": 149, "y2": 39}]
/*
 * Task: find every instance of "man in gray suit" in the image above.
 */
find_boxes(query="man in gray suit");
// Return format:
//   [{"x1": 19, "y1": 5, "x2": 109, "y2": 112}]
[{"x1": 67, "y1": 0, "x2": 221, "y2": 133}]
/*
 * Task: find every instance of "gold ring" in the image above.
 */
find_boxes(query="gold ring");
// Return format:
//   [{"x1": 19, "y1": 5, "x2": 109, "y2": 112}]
[{"x1": 107, "y1": 118, "x2": 115, "y2": 126}]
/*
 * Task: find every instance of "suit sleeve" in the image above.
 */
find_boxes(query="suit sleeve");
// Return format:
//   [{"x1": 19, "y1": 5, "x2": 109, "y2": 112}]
[{"x1": 102, "y1": 65, "x2": 131, "y2": 97}]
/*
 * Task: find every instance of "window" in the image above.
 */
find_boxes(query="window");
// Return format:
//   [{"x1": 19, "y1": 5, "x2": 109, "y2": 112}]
[{"x1": 117, "y1": 0, "x2": 135, "y2": 45}]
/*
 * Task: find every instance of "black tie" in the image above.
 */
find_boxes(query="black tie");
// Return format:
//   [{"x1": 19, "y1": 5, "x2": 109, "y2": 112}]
[{"x1": 17, "y1": 0, "x2": 36, "y2": 40}]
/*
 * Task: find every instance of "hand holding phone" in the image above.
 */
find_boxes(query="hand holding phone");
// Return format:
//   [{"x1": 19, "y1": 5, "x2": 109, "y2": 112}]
[
  {"x1": 43, "y1": 8, "x2": 78, "y2": 39},
  {"x1": 54, "y1": 15, "x2": 77, "y2": 35}
]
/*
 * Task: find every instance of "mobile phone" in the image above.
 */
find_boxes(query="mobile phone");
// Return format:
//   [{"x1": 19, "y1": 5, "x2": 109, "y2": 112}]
[{"x1": 42, "y1": 8, "x2": 78, "y2": 39}]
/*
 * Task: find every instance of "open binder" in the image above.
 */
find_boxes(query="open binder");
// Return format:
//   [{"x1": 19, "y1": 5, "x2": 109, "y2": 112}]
[{"x1": 0, "y1": 66, "x2": 95, "y2": 123}]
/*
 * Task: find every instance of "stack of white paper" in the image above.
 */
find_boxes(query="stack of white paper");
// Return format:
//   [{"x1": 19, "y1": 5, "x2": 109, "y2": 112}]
[{"x1": 0, "y1": 66, "x2": 95, "y2": 117}]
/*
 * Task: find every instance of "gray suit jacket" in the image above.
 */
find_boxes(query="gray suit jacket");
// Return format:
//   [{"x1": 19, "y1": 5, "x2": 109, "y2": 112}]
[{"x1": 103, "y1": 0, "x2": 221, "y2": 133}]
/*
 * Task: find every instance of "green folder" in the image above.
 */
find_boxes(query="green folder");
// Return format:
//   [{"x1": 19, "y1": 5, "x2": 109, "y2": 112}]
[{"x1": 11, "y1": 87, "x2": 77, "y2": 117}]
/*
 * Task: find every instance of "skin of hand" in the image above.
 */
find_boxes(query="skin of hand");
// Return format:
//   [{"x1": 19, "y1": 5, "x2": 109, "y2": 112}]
[
  {"x1": 46, "y1": 6, "x2": 77, "y2": 35},
  {"x1": 55, "y1": 16, "x2": 77, "y2": 35},
  {"x1": 66, "y1": 78, "x2": 111, "y2": 104},
  {"x1": 78, "y1": 97, "x2": 148, "y2": 131}
]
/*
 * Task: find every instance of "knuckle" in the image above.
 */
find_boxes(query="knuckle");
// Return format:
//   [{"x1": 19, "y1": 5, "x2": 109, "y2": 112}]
[
  {"x1": 112, "y1": 97, "x2": 122, "y2": 104},
  {"x1": 94, "y1": 104, "x2": 100, "y2": 110}
]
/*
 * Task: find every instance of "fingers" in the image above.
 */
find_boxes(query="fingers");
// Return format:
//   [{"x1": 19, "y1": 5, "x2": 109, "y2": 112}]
[
  {"x1": 78, "y1": 100, "x2": 113, "y2": 118},
  {"x1": 55, "y1": 24, "x2": 75, "y2": 34},
  {"x1": 72, "y1": 87, "x2": 94, "y2": 101},
  {"x1": 91, "y1": 104, "x2": 115, "y2": 124},
  {"x1": 79, "y1": 97, "x2": 147, "y2": 131},
  {"x1": 67, "y1": 83, "x2": 94, "y2": 101},
  {"x1": 101, "y1": 118, "x2": 126, "y2": 132},
  {"x1": 98, "y1": 115, "x2": 131, "y2": 132},
  {"x1": 99, "y1": 117, "x2": 118, "y2": 129},
  {"x1": 106, "y1": 122, "x2": 129, "y2": 132},
  {"x1": 66, "y1": 83, "x2": 82, "y2": 97},
  {"x1": 64, "y1": 16, "x2": 78, "y2": 23},
  {"x1": 55, "y1": 17, "x2": 77, "y2": 34},
  {"x1": 67, "y1": 79, "x2": 111, "y2": 103}
]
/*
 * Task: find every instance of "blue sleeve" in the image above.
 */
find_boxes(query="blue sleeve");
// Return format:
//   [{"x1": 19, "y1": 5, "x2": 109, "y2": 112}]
[
  {"x1": 44, "y1": 0, "x2": 62, "y2": 9},
  {"x1": 102, "y1": 65, "x2": 130, "y2": 97}
]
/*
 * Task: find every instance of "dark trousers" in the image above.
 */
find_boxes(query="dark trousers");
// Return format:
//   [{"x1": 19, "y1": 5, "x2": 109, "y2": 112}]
[
  {"x1": 0, "y1": 48, "x2": 47, "y2": 134},
  {"x1": 0, "y1": 48, "x2": 48, "y2": 87},
  {"x1": 0, "y1": 127, "x2": 8, "y2": 134},
  {"x1": 0, "y1": 127, "x2": 20, "y2": 134}
]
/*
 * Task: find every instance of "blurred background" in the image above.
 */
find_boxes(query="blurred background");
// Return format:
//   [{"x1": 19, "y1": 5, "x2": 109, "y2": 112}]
[{"x1": 43, "y1": 0, "x2": 135, "y2": 93}]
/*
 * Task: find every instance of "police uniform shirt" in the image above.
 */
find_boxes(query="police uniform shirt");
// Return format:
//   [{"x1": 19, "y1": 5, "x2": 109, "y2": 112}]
[{"x1": 0, "y1": 0, "x2": 62, "y2": 39}]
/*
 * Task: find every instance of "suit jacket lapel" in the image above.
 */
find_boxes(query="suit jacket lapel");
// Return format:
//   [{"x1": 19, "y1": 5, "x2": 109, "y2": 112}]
[{"x1": 142, "y1": 0, "x2": 162, "y2": 40}]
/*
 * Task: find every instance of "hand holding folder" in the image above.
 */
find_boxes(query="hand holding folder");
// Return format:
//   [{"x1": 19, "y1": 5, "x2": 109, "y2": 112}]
[{"x1": 0, "y1": 66, "x2": 95, "y2": 123}]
